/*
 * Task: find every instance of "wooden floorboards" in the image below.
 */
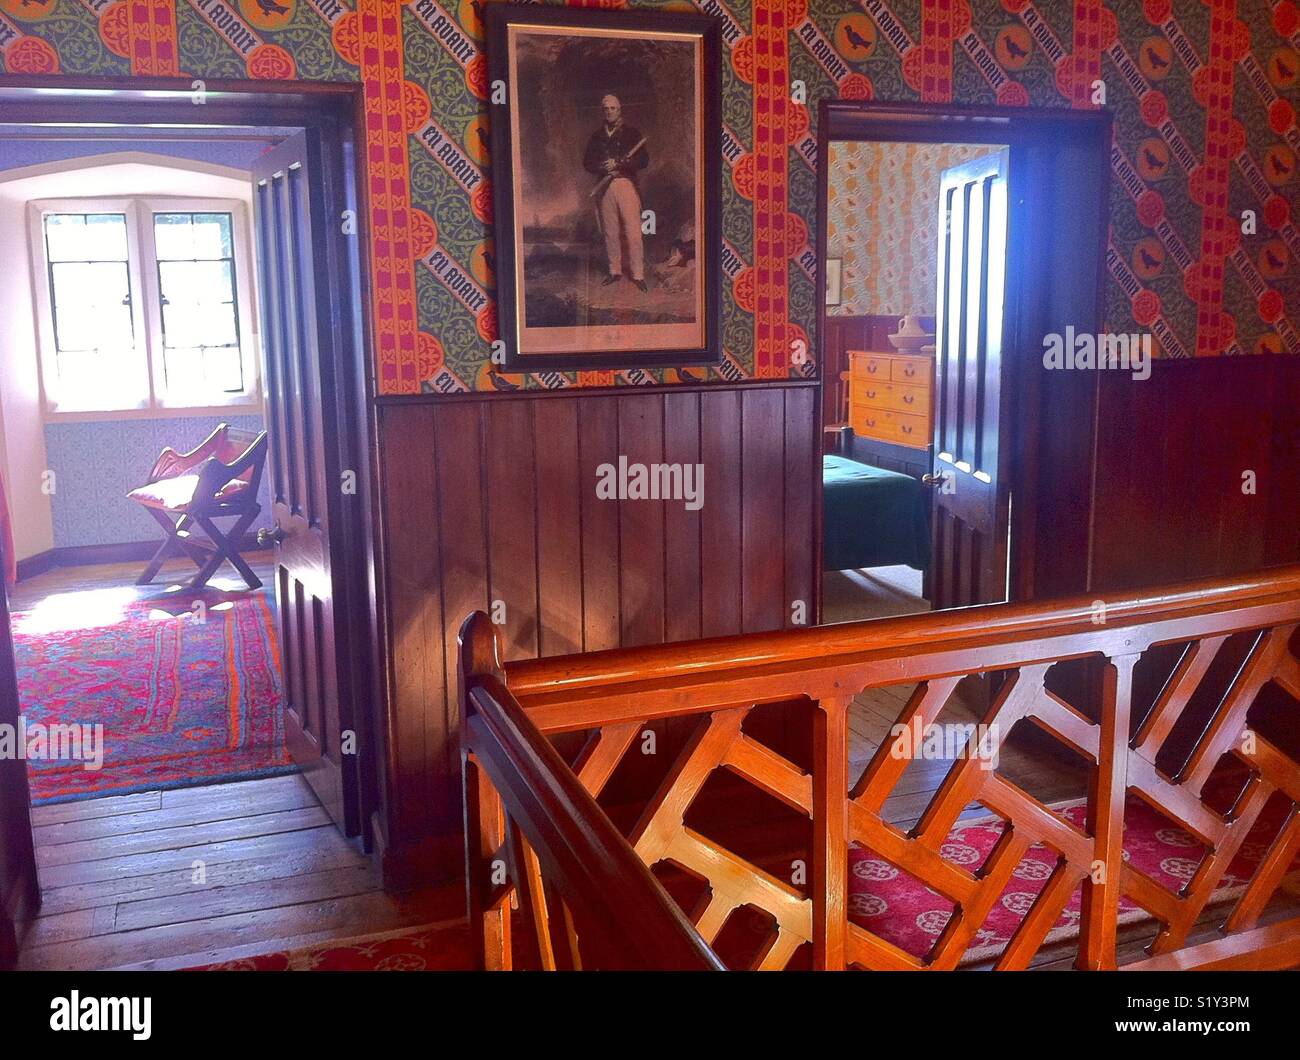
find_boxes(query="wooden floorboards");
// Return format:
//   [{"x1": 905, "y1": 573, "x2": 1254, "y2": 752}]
[
  {"x1": 18, "y1": 773, "x2": 465, "y2": 971},
  {"x1": 850, "y1": 680, "x2": 1088, "y2": 830}
]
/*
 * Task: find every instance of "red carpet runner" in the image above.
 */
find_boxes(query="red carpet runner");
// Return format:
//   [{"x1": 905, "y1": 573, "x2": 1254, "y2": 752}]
[{"x1": 13, "y1": 588, "x2": 291, "y2": 804}]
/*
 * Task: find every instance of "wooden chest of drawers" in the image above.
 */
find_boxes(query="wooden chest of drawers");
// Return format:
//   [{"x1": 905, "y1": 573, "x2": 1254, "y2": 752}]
[{"x1": 848, "y1": 350, "x2": 933, "y2": 450}]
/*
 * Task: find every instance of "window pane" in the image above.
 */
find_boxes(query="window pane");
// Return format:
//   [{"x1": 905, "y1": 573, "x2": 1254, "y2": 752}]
[
  {"x1": 49, "y1": 262, "x2": 133, "y2": 351},
  {"x1": 152, "y1": 213, "x2": 195, "y2": 260},
  {"x1": 203, "y1": 346, "x2": 244, "y2": 392},
  {"x1": 162, "y1": 298, "x2": 238, "y2": 350},
  {"x1": 191, "y1": 213, "x2": 233, "y2": 258},
  {"x1": 158, "y1": 259, "x2": 233, "y2": 304},
  {"x1": 151, "y1": 210, "x2": 246, "y2": 404},
  {"x1": 154, "y1": 212, "x2": 233, "y2": 260},
  {"x1": 44, "y1": 213, "x2": 128, "y2": 263},
  {"x1": 162, "y1": 346, "x2": 244, "y2": 397}
]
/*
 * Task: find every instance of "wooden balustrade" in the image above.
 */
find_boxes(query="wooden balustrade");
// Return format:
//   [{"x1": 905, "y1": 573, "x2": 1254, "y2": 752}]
[
  {"x1": 459, "y1": 615, "x2": 724, "y2": 970},
  {"x1": 461, "y1": 566, "x2": 1300, "y2": 971}
]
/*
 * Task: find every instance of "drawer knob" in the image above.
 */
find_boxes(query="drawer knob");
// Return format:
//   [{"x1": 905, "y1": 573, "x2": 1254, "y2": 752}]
[
  {"x1": 901, "y1": 425, "x2": 913, "y2": 434},
  {"x1": 903, "y1": 394, "x2": 914, "y2": 404},
  {"x1": 866, "y1": 390, "x2": 876, "y2": 398}
]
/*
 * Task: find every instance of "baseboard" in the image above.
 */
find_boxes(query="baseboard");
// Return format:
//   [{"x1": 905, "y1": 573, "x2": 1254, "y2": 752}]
[{"x1": 16, "y1": 536, "x2": 263, "y2": 582}]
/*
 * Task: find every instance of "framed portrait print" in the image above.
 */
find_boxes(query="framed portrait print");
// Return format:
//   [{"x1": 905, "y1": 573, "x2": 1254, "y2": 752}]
[{"x1": 485, "y1": 4, "x2": 722, "y2": 372}]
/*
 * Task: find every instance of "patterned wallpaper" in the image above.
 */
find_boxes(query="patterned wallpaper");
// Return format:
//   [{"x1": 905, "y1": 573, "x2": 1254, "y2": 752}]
[
  {"x1": 826, "y1": 139, "x2": 987, "y2": 316},
  {"x1": 44, "y1": 414, "x2": 271, "y2": 548},
  {"x1": 0, "y1": 0, "x2": 1295, "y2": 393}
]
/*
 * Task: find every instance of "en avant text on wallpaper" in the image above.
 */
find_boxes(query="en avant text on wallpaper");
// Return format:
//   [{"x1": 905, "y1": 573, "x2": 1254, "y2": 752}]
[{"x1": 0, "y1": 0, "x2": 1295, "y2": 395}]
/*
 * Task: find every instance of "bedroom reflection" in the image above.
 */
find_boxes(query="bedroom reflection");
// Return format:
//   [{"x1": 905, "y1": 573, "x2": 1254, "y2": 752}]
[{"x1": 820, "y1": 139, "x2": 1007, "y2": 624}]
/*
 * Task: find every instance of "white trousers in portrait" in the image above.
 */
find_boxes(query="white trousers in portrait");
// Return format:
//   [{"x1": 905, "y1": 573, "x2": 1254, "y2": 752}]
[{"x1": 597, "y1": 177, "x2": 644, "y2": 281}]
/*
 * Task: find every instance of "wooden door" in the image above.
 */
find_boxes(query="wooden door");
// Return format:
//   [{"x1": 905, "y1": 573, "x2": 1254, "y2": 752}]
[
  {"x1": 0, "y1": 571, "x2": 39, "y2": 968},
  {"x1": 929, "y1": 150, "x2": 1011, "y2": 610},
  {"x1": 252, "y1": 132, "x2": 357, "y2": 835}
]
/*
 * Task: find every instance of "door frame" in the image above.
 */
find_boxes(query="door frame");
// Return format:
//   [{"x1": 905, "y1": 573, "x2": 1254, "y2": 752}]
[
  {"x1": 0, "y1": 77, "x2": 385, "y2": 850},
  {"x1": 814, "y1": 99, "x2": 1114, "y2": 616}
]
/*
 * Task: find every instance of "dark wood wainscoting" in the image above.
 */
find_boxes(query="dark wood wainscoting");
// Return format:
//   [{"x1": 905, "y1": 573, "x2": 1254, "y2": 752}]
[
  {"x1": 1090, "y1": 354, "x2": 1300, "y2": 591},
  {"x1": 375, "y1": 381, "x2": 820, "y2": 883},
  {"x1": 0, "y1": 574, "x2": 38, "y2": 967}
]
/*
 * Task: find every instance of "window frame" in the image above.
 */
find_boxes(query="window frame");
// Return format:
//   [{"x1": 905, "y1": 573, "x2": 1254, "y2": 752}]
[{"x1": 27, "y1": 195, "x2": 262, "y2": 419}]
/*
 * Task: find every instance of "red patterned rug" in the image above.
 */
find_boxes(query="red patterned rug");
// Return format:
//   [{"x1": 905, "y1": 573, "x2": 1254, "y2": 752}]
[
  {"x1": 13, "y1": 586, "x2": 292, "y2": 804},
  {"x1": 848, "y1": 790, "x2": 1300, "y2": 964},
  {"x1": 191, "y1": 922, "x2": 472, "y2": 971}
]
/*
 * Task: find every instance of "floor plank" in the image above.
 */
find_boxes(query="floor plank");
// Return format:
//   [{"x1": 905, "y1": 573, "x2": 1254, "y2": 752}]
[
  {"x1": 35, "y1": 805, "x2": 333, "y2": 868},
  {"x1": 33, "y1": 773, "x2": 320, "y2": 846},
  {"x1": 18, "y1": 774, "x2": 465, "y2": 971}
]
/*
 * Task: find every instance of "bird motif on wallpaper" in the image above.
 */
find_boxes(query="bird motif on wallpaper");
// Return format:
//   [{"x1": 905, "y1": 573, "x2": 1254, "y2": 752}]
[
  {"x1": 255, "y1": 0, "x2": 291, "y2": 15},
  {"x1": 487, "y1": 371, "x2": 522, "y2": 392},
  {"x1": 844, "y1": 25, "x2": 873, "y2": 52},
  {"x1": 1144, "y1": 46, "x2": 1170, "y2": 72},
  {"x1": 1002, "y1": 36, "x2": 1029, "y2": 62},
  {"x1": 1142, "y1": 147, "x2": 1166, "y2": 173},
  {"x1": 1269, "y1": 152, "x2": 1293, "y2": 180},
  {"x1": 1264, "y1": 247, "x2": 1287, "y2": 272},
  {"x1": 1138, "y1": 246, "x2": 1163, "y2": 271}
]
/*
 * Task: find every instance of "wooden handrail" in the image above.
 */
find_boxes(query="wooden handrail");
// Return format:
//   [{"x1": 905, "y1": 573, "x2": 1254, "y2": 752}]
[
  {"x1": 506, "y1": 564, "x2": 1300, "y2": 698},
  {"x1": 459, "y1": 614, "x2": 724, "y2": 971},
  {"x1": 467, "y1": 564, "x2": 1300, "y2": 972}
]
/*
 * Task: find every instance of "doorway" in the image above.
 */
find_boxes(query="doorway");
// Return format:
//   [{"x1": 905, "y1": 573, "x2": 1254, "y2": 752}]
[
  {"x1": 814, "y1": 101, "x2": 1114, "y2": 624},
  {"x1": 0, "y1": 79, "x2": 391, "y2": 969},
  {"x1": 820, "y1": 136, "x2": 1010, "y2": 624}
]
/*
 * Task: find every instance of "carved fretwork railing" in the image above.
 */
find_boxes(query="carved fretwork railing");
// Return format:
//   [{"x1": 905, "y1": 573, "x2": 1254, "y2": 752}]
[{"x1": 459, "y1": 566, "x2": 1300, "y2": 971}]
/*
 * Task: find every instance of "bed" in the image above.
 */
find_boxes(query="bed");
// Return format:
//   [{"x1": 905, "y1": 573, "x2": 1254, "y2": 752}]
[{"x1": 822, "y1": 455, "x2": 930, "y2": 572}]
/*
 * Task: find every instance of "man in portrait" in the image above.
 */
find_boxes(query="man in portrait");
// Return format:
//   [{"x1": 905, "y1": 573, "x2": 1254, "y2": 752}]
[{"x1": 583, "y1": 94, "x2": 650, "y2": 292}]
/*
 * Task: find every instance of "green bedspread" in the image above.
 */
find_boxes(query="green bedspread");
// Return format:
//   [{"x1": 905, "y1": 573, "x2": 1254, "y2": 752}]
[{"x1": 822, "y1": 455, "x2": 930, "y2": 572}]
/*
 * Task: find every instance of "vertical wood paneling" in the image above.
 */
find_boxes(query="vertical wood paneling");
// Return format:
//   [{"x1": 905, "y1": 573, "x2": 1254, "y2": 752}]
[
  {"x1": 379, "y1": 404, "x2": 441, "y2": 843},
  {"x1": 1265, "y1": 359, "x2": 1300, "y2": 565},
  {"x1": 376, "y1": 382, "x2": 820, "y2": 880},
  {"x1": 430, "y1": 402, "x2": 488, "y2": 839},
  {"x1": 484, "y1": 402, "x2": 540, "y2": 661},
  {"x1": 741, "y1": 388, "x2": 786, "y2": 632},
  {"x1": 578, "y1": 397, "x2": 620, "y2": 652},
  {"x1": 663, "y1": 392, "x2": 702, "y2": 643},
  {"x1": 784, "y1": 386, "x2": 816, "y2": 628},
  {"x1": 618, "y1": 394, "x2": 666, "y2": 647},
  {"x1": 700, "y1": 389, "x2": 742, "y2": 637},
  {"x1": 534, "y1": 400, "x2": 583, "y2": 657},
  {"x1": 1090, "y1": 357, "x2": 1300, "y2": 593}
]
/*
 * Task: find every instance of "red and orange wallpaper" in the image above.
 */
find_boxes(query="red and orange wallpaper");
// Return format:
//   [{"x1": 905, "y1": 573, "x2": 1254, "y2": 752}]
[{"x1": 0, "y1": 0, "x2": 1295, "y2": 394}]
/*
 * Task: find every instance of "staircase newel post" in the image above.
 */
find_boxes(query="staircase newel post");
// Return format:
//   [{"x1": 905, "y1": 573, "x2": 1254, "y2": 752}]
[{"x1": 459, "y1": 611, "x2": 510, "y2": 970}]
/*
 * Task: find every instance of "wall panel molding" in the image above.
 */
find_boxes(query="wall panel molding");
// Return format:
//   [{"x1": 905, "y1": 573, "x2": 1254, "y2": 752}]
[{"x1": 376, "y1": 381, "x2": 819, "y2": 882}]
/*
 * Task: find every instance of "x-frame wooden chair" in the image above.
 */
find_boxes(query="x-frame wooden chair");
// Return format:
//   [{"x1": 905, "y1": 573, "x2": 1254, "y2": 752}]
[{"x1": 127, "y1": 424, "x2": 269, "y2": 591}]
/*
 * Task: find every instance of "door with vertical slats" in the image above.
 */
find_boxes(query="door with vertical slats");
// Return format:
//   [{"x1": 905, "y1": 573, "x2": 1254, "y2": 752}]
[
  {"x1": 930, "y1": 150, "x2": 1011, "y2": 610},
  {"x1": 252, "y1": 132, "x2": 353, "y2": 833}
]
